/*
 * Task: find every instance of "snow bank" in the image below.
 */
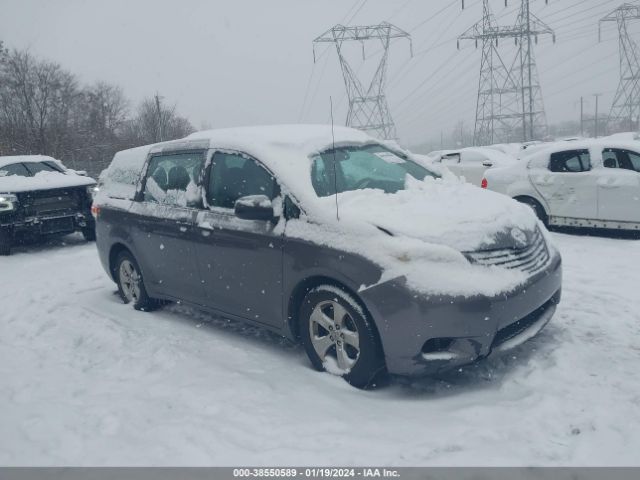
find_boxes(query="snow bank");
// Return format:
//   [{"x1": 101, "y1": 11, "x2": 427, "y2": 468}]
[{"x1": 1, "y1": 232, "x2": 639, "y2": 466}]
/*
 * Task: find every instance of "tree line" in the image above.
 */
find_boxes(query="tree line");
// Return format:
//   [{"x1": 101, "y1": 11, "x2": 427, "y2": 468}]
[{"x1": 0, "y1": 41, "x2": 194, "y2": 177}]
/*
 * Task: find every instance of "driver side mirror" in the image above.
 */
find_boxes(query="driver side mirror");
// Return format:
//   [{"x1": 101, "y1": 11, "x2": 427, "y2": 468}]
[{"x1": 234, "y1": 195, "x2": 277, "y2": 222}]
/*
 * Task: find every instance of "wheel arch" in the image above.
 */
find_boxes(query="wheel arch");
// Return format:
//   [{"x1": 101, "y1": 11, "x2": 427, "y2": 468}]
[
  {"x1": 287, "y1": 275, "x2": 382, "y2": 347},
  {"x1": 108, "y1": 242, "x2": 132, "y2": 281},
  {"x1": 513, "y1": 195, "x2": 549, "y2": 223}
]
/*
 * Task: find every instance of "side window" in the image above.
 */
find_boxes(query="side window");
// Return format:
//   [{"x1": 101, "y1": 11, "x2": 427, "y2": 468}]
[
  {"x1": 207, "y1": 152, "x2": 278, "y2": 210},
  {"x1": 311, "y1": 156, "x2": 333, "y2": 197},
  {"x1": 627, "y1": 151, "x2": 640, "y2": 172},
  {"x1": 602, "y1": 149, "x2": 620, "y2": 169},
  {"x1": 0, "y1": 163, "x2": 31, "y2": 177},
  {"x1": 549, "y1": 149, "x2": 591, "y2": 173},
  {"x1": 604, "y1": 149, "x2": 640, "y2": 172},
  {"x1": 142, "y1": 152, "x2": 204, "y2": 207}
]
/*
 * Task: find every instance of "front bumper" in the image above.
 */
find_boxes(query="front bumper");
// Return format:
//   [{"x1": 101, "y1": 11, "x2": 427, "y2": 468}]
[
  {"x1": 1, "y1": 211, "x2": 93, "y2": 236},
  {"x1": 359, "y1": 251, "x2": 562, "y2": 376}
]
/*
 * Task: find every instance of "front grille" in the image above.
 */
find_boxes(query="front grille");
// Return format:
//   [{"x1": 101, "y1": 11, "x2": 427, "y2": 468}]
[
  {"x1": 465, "y1": 228, "x2": 550, "y2": 275},
  {"x1": 19, "y1": 188, "x2": 84, "y2": 217}
]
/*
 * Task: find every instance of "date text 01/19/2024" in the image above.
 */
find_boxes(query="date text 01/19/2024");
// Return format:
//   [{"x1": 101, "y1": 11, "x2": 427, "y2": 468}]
[{"x1": 232, "y1": 468, "x2": 401, "y2": 478}]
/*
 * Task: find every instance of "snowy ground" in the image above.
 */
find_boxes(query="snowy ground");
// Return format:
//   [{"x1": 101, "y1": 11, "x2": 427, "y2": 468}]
[{"x1": 0, "y1": 232, "x2": 639, "y2": 466}]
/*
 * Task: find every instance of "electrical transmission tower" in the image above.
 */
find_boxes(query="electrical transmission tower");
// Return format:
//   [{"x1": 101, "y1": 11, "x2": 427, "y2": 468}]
[
  {"x1": 459, "y1": 0, "x2": 554, "y2": 145},
  {"x1": 313, "y1": 22, "x2": 412, "y2": 140},
  {"x1": 600, "y1": 4, "x2": 640, "y2": 132}
]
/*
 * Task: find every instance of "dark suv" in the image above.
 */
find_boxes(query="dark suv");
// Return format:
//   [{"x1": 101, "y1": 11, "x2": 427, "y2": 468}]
[
  {"x1": 0, "y1": 155, "x2": 96, "y2": 255},
  {"x1": 94, "y1": 125, "x2": 562, "y2": 388}
]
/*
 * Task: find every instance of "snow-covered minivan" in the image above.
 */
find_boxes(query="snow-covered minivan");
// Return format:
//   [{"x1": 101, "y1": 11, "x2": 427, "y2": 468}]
[
  {"x1": 482, "y1": 140, "x2": 640, "y2": 231},
  {"x1": 93, "y1": 125, "x2": 562, "y2": 388}
]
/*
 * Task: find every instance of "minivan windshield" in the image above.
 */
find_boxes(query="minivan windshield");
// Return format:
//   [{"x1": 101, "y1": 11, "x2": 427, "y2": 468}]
[{"x1": 311, "y1": 144, "x2": 438, "y2": 197}]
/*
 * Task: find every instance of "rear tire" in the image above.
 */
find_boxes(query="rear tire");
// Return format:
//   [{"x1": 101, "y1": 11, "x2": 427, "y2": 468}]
[
  {"x1": 114, "y1": 250, "x2": 159, "y2": 311},
  {"x1": 0, "y1": 227, "x2": 12, "y2": 256},
  {"x1": 299, "y1": 285, "x2": 387, "y2": 389},
  {"x1": 516, "y1": 197, "x2": 548, "y2": 226},
  {"x1": 82, "y1": 225, "x2": 96, "y2": 242}
]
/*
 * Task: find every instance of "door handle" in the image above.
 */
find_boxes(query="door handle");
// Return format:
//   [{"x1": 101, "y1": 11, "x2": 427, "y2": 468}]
[
  {"x1": 535, "y1": 176, "x2": 554, "y2": 186},
  {"x1": 598, "y1": 178, "x2": 620, "y2": 189}
]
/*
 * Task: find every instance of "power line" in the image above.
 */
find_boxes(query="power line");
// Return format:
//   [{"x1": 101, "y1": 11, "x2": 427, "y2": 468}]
[{"x1": 313, "y1": 23, "x2": 412, "y2": 139}]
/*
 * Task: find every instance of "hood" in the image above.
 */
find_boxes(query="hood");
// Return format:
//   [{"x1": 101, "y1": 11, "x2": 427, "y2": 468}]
[
  {"x1": 326, "y1": 176, "x2": 539, "y2": 252},
  {"x1": 0, "y1": 170, "x2": 95, "y2": 194}
]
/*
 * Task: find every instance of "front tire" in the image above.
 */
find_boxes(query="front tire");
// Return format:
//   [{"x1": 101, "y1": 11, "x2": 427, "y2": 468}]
[
  {"x1": 299, "y1": 285, "x2": 387, "y2": 389},
  {"x1": 114, "y1": 250, "x2": 158, "y2": 311},
  {"x1": 0, "y1": 227, "x2": 12, "y2": 256}
]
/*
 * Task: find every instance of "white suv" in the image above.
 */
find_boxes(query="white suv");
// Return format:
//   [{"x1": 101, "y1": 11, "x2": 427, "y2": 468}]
[{"x1": 482, "y1": 140, "x2": 640, "y2": 231}]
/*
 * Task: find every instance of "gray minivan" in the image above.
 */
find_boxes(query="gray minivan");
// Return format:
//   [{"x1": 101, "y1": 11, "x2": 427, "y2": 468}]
[{"x1": 94, "y1": 125, "x2": 562, "y2": 388}]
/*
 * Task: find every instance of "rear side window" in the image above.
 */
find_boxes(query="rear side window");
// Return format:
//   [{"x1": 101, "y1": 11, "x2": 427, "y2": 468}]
[
  {"x1": 0, "y1": 163, "x2": 31, "y2": 177},
  {"x1": 207, "y1": 152, "x2": 278, "y2": 210},
  {"x1": 603, "y1": 148, "x2": 640, "y2": 172},
  {"x1": 142, "y1": 152, "x2": 204, "y2": 207},
  {"x1": 548, "y1": 149, "x2": 591, "y2": 173}
]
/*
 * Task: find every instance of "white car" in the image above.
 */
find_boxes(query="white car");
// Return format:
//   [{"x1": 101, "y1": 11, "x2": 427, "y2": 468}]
[
  {"x1": 423, "y1": 147, "x2": 516, "y2": 186},
  {"x1": 483, "y1": 140, "x2": 640, "y2": 231}
]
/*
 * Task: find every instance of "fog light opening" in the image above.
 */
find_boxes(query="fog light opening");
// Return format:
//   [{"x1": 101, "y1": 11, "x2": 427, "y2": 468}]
[{"x1": 421, "y1": 337, "x2": 454, "y2": 355}]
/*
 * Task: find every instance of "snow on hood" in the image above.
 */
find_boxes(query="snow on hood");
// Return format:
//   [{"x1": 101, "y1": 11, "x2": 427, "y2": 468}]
[
  {"x1": 316, "y1": 175, "x2": 538, "y2": 252},
  {"x1": 0, "y1": 170, "x2": 95, "y2": 193},
  {"x1": 286, "y1": 175, "x2": 541, "y2": 297}
]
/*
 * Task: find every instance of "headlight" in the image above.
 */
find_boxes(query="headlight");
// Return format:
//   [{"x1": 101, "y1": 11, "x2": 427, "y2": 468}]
[
  {"x1": 86, "y1": 185, "x2": 99, "y2": 199},
  {"x1": 0, "y1": 194, "x2": 18, "y2": 213}
]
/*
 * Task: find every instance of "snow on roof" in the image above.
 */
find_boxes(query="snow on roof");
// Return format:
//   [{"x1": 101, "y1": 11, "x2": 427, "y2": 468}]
[
  {"x1": 184, "y1": 124, "x2": 374, "y2": 155},
  {"x1": 100, "y1": 125, "x2": 380, "y2": 203},
  {"x1": 522, "y1": 138, "x2": 640, "y2": 161},
  {"x1": 0, "y1": 155, "x2": 59, "y2": 169}
]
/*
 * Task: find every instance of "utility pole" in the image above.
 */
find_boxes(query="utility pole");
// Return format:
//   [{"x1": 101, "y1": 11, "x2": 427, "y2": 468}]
[
  {"x1": 154, "y1": 93, "x2": 164, "y2": 142},
  {"x1": 458, "y1": 0, "x2": 554, "y2": 145},
  {"x1": 313, "y1": 23, "x2": 412, "y2": 140},
  {"x1": 600, "y1": 4, "x2": 640, "y2": 133},
  {"x1": 594, "y1": 93, "x2": 603, "y2": 138},
  {"x1": 580, "y1": 96, "x2": 584, "y2": 137}
]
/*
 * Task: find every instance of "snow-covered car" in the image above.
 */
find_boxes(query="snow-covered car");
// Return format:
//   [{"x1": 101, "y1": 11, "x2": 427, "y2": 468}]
[
  {"x1": 482, "y1": 140, "x2": 640, "y2": 231},
  {"x1": 424, "y1": 147, "x2": 516, "y2": 186},
  {"x1": 0, "y1": 155, "x2": 97, "y2": 256},
  {"x1": 93, "y1": 125, "x2": 562, "y2": 388}
]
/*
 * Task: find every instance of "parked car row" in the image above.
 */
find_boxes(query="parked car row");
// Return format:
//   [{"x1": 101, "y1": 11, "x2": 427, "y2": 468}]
[
  {"x1": 7, "y1": 128, "x2": 640, "y2": 388},
  {"x1": 0, "y1": 155, "x2": 96, "y2": 256},
  {"x1": 419, "y1": 147, "x2": 517, "y2": 186},
  {"x1": 482, "y1": 140, "x2": 640, "y2": 231}
]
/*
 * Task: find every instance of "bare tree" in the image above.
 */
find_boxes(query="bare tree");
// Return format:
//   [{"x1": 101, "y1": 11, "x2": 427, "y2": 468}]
[
  {"x1": 0, "y1": 49, "x2": 79, "y2": 156},
  {"x1": 0, "y1": 45, "x2": 195, "y2": 176},
  {"x1": 121, "y1": 95, "x2": 194, "y2": 146}
]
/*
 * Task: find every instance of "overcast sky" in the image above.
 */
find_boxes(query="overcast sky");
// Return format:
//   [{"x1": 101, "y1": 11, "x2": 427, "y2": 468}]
[{"x1": 0, "y1": 0, "x2": 636, "y2": 147}]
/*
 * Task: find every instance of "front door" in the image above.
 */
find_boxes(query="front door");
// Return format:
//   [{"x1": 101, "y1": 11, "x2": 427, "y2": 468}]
[
  {"x1": 193, "y1": 151, "x2": 284, "y2": 328},
  {"x1": 128, "y1": 150, "x2": 205, "y2": 304},
  {"x1": 598, "y1": 148, "x2": 640, "y2": 223},
  {"x1": 530, "y1": 148, "x2": 598, "y2": 220}
]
